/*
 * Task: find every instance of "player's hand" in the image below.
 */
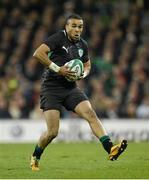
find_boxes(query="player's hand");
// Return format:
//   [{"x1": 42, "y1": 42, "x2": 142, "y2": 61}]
[
  {"x1": 58, "y1": 66, "x2": 77, "y2": 79},
  {"x1": 77, "y1": 72, "x2": 84, "y2": 80}
]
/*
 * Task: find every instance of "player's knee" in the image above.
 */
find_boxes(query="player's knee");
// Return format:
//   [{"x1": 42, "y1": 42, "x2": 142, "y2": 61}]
[
  {"x1": 51, "y1": 130, "x2": 58, "y2": 138},
  {"x1": 82, "y1": 108, "x2": 97, "y2": 120},
  {"x1": 47, "y1": 130, "x2": 58, "y2": 140}
]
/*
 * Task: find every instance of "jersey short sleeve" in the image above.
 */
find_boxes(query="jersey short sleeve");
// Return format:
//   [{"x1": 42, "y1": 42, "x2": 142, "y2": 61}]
[
  {"x1": 44, "y1": 31, "x2": 63, "y2": 51},
  {"x1": 81, "y1": 39, "x2": 89, "y2": 63}
]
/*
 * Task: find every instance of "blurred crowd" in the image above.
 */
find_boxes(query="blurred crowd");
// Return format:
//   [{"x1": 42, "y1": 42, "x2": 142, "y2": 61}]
[{"x1": 0, "y1": 0, "x2": 149, "y2": 120}]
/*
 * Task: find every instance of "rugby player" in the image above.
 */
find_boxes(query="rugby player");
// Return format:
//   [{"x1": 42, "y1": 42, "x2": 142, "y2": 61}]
[{"x1": 30, "y1": 14, "x2": 127, "y2": 171}]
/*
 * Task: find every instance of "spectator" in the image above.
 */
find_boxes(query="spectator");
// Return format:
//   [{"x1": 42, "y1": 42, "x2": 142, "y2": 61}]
[
  {"x1": 136, "y1": 95, "x2": 149, "y2": 119},
  {"x1": 0, "y1": 0, "x2": 148, "y2": 119}
]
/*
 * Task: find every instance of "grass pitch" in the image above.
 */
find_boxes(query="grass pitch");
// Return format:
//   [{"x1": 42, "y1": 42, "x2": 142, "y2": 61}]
[{"x1": 0, "y1": 142, "x2": 149, "y2": 179}]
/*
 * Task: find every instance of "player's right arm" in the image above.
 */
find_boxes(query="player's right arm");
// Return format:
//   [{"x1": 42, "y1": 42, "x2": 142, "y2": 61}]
[
  {"x1": 33, "y1": 43, "x2": 51, "y2": 67},
  {"x1": 33, "y1": 43, "x2": 76, "y2": 78}
]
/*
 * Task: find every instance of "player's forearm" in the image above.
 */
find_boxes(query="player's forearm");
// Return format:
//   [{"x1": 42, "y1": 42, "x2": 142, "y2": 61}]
[
  {"x1": 83, "y1": 60, "x2": 91, "y2": 78},
  {"x1": 33, "y1": 51, "x2": 51, "y2": 67},
  {"x1": 33, "y1": 44, "x2": 60, "y2": 73},
  {"x1": 33, "y1": 44, "x2": 51, "y2": 67},
  {"x1": 83, "y1": 68, "x2": 90, "y2": 78},
  {"x1": 34, "y1": 52, "x2": 60, "y2": 72}
]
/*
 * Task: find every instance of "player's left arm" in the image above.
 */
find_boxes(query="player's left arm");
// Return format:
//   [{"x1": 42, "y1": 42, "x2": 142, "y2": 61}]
[
  {"x1": 79, "y1": 40, "x2": 91, "y2": 79},
  {"x1": 78, "y1": 59, "x2": 91, "y2": 80},
  {"x1": 83, "y1": 59, "x2": 91, "y2": 77}
]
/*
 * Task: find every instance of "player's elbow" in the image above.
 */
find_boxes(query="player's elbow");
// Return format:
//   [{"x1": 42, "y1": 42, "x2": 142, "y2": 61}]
[
  {"x1": 33, "y1": 49, "x2": 40, "y2": 59},
  {"x1": 33, "y1": 44, "x2": 50, "y2": 59},
  {"x1": 33, "y1": 49, "x2": 45, "y2": 63}
]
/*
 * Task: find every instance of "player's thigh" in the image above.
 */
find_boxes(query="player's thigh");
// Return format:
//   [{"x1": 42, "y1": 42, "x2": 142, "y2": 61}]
[
  {"x1": 74, "y1": 100, "x2": 97, "y2": 121},
  {"x1": 43, "y1": 109, "x2": 60, "y2": 135},
  {"x1": 40, "y1": 93, "x2": 62, "y2": 112},
  {"x1": 63, "y1": 87, "x2": 88, "y2": 111}
]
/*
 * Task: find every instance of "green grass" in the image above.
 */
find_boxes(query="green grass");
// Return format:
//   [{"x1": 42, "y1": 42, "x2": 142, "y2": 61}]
[{"x1": 0, "y1": 142, "x2": 149, "y2": 179}]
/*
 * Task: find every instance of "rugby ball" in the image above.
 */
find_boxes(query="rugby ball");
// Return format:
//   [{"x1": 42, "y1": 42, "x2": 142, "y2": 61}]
[{"x1": 65, "y1": 59, "x2": 84, "y2": 81}]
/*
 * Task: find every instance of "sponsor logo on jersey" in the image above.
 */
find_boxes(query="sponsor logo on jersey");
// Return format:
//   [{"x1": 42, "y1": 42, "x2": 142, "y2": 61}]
[{"x1": 62, "y1": 46, "x2": 69, "y2": 53}]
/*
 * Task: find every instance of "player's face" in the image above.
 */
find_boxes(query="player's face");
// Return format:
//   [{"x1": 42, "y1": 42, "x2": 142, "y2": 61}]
[{"x1": 65, "y1": 19, "x2": 83, "y2": 42}]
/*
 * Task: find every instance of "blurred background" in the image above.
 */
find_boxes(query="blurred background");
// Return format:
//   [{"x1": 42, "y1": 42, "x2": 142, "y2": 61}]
[
  {"x1": 0, "y1": 2, "x2": 149, "y2": 177},
  {"x1": 0, "y1": 0, "x2": 149, "y2": 121}
]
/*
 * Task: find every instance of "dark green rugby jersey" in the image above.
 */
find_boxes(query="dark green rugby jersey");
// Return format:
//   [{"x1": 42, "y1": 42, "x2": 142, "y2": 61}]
[{"x1": 41, "y1": 30, "x2": 89, "y2": 91}]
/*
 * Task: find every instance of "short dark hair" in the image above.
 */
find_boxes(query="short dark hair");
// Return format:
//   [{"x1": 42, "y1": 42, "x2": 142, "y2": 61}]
[{"x1": 65, "y1": 14, "x2": 83, "y2": 24}]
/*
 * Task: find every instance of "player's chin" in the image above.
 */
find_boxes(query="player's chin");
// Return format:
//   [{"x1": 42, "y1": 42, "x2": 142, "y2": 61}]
[{"x1": 73, "y1": 35, "x2": 80, "y2": 41}]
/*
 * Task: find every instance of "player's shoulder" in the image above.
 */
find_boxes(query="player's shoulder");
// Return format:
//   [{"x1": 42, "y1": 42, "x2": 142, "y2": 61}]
[
  {"x1": 57, "y1": 30, "x2": 66, "y2": 36},
  {"x1": 80, "y1": 37, "x2": 88, "y2": 48},
  {"x1": 50, "y1": 30, "x2": 65, "y2": 39},
  {"x1": 44, "y1": 30, "x2": 66, "y2": 49}
]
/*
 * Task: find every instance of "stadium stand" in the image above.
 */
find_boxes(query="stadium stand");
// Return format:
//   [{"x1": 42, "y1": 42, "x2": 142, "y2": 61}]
[{"x1": 0, "y1": 0, "x2": 149, "y2": 119}]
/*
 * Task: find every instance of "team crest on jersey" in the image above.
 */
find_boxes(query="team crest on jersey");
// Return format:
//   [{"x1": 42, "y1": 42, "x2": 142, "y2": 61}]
[{"x1": 78, "y1": 49, "x2": 83, "y2": 57}]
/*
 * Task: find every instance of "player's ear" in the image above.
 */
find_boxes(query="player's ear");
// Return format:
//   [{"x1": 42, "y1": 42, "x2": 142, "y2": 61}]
[
  {"x1": 65, "y1": 25, "x2": 69, "y2": 34},
  {"x1": 65, "y1": 23, "x2": 68, "y2": 30}
]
